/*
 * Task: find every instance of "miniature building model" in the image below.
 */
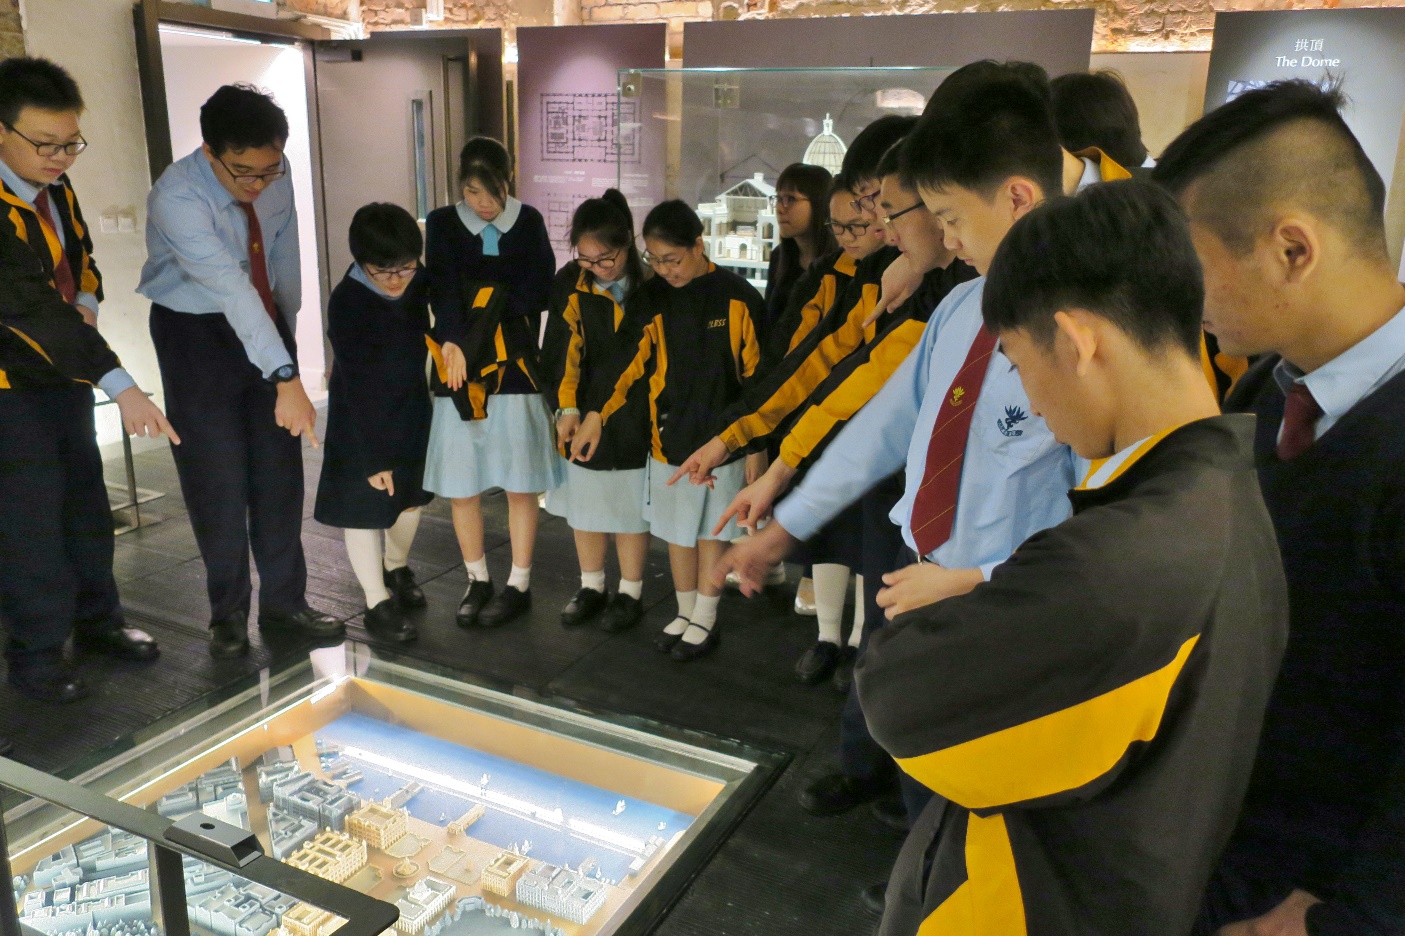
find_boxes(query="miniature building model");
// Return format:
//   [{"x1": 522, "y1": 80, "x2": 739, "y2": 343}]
[
  {"x1": 284, "y1": 830, "x2": 367, "y2": 885},
  {"x1": 696, "y1": 172, "x2": 779, "y2": 290},
  {"x1": 515, "y1": 862, "x2": 608, "y2": 926},
  {"x1": 393, "y1": 877, "x2": 455, "y2": 935},
  {"x1": 802, "y1": 114, "x2": 847, "y2": 175},
  {"x1": 480, "y1": 850, "x2": 531, "y2": 897},
  {"x1": 446, "y1": 803, "x2": 485, "y2": 836},
  {"x1": 346, "y1": 801, "x2": 408, "y2": 851},
  {"x1": 281, "y1": 902, "x2": 344, "y2": 936}
]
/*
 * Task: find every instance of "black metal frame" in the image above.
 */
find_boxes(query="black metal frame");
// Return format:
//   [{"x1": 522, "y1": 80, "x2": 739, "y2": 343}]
[{"x1": 0, "y1": 755, "x2": 398, "y2": 936}]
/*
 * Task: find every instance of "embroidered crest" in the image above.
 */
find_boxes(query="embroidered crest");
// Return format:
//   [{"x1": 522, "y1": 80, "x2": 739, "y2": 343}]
[
  {"x1": 997, "y1": 405, "x2": 1027, "y2": 437},
  {"x1": 950, "y1": 386, "x2": 966, "y2": 406}
]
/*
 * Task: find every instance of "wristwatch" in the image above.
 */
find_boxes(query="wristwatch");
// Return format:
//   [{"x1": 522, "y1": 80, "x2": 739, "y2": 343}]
[
  {"x1": 270, "y1": 364, "x2": 299, "y2": 384},
  {"x1": 556, "y1": 407, "x2": 580, "y2": 419}
]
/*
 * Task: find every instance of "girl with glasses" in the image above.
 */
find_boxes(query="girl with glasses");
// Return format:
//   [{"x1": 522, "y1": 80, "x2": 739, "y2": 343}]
[
  {"x1": 763, "y1": 163, "x2": 837, "y2": 345},
  {"x1": 314, "y1": 203, "x2": 433, "y2": 646},
  {"x1": 540, "y1": 190, "x2": 652, "y2": 634}
]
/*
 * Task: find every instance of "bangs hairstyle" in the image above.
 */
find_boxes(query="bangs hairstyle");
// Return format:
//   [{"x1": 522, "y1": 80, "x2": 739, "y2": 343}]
[
  {"x1": 349, "y1": 202, "x2": 423, "y2": 269},
  {"x1": 0, "y1": 57, "x2": 84, "y2": 126},
  {"x1": 642, "y1": 199, "x2": 703, "y2": 249},
  {"x1": 571, "y1": 188, "x2": 646, "y2": 291},
  {"x1": 1050, "y1": 70, "x2": 1148, "y2": 170},
  {"x1": 777, "y1": 162, "x2": 838, "y2": 254},
  {"x1": 983, "y1": 180, "x2": 1204, "y2": 359},
  {"x1": 458, "y1": 136, "x2": 513, "y2": 205},
  {"x1": 837, "y1": 114, "x2": 918, "y2": 192},
  {"x1": 899, "y1": 60, "x2": 1063, "y2": 202},
  {"x1": 199, "y1": 84, "x2": 289, "y2": 157},
  {"x1": 1152, "y1": 78, "x2": 1388, "y2": 261}
]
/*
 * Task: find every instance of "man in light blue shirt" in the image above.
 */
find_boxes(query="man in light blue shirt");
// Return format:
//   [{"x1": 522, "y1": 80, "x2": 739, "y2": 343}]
[{"x1": 142, "y1": 84, "x2": 341, "y2": 659}]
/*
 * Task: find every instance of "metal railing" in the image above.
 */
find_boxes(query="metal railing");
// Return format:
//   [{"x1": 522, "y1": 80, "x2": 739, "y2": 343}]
[{"x1": 2, "y1": 755, "x2": 398, "y2": 936}]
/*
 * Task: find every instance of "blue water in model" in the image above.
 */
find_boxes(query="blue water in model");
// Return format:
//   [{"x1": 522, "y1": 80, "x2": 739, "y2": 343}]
[{"x1": 316, "y1": 713, "x2": 694, "y2": 881}]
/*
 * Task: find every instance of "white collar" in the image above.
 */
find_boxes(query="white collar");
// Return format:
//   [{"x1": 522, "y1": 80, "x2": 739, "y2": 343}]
[
  {"x1": 1076, "y1": 157, "x2": 1101, "y2": 193},
  {"x1": 456, "y1": 196, "x2": 522, "y2": 236}
]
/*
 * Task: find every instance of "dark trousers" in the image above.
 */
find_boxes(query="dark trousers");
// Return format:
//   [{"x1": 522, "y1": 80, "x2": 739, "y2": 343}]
[
  {"x1": 0, "y1": 384, "x2": 121, "y2": 670},
  {"x1": 150, "y1": 305, "x2": 307, "y2": 623}
]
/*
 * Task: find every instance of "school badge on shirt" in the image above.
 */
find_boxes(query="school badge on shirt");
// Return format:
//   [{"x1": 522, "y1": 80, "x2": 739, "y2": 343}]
[{"x1": 998, "y1": 405, "x2": 1028, "y2": 437}]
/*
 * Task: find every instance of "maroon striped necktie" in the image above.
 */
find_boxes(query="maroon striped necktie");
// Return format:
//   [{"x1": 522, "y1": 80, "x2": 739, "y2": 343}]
[
  {"x1": 32, "y1": 187, "x2": 77, "y2": 305},
  {"x1": 1277, "y1": 382, "x2": 1322, "y2": 460},
  {"x1": 239, "y1": 201, "x2": 279, "y2": 323}
]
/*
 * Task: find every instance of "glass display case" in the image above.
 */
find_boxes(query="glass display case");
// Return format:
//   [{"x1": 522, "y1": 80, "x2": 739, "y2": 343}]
[
  {"x1": 5, "y1": 644, "x2": 780, "y2": 936},
  {"x1": 616, "y1": 66, "x2": 954, "y2": 290}
]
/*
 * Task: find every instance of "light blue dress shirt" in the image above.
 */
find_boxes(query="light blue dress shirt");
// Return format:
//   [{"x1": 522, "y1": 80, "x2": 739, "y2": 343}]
[
  {"x1": 1273, "y1": 300, "x2": 1405, "y2": 440},
  {"x1": 0, "y1": 159, "x2": 133, "y2": 399},
  {"x1": 138, "y1": 148, "x2": 301, "y2": 378},
  {"x1": 455, "y1": 196, "x2": 522, "y2": 257},
  {"x1": 773, "y1": 277, "x2": 1082, "y2": 577}
]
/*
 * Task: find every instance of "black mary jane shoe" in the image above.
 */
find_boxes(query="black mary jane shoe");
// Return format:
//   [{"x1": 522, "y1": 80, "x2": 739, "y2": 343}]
[
  {"x1": 383, "y1": 566, "x2": 427, "y2": 609},
  {"x1": 670, "y1": 624, "x2": 719, "y2": 662},
  {"x1": 364, "y1": 598, "x2": 417, "y2": 644},
  {"x1": 597, "y1": 593, "x2": 643, "y2": 633},
  {"x1": 831, "y1": 645, "x2": 859, "y2": 694},
  {"x1": 456, "y1": 580, "x2": 495, "y2": 628},
  {"x1": 795, "y1": 640, "x2": 841, "y2": 685},
  {"x1": 654, "y1": 621, "x2": 687, "y2": 653},
  {"x1": 561, "y1": 588, "x2": 609, "y2": 627},
  {"x1": 478, "y1": 586, "x2": 531, "y2": 628},
  {"x1": 75, "y1": 624, "x2": 161, "y2": 662}
]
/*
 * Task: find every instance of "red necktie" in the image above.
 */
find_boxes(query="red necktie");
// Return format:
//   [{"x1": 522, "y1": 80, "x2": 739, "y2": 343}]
[
  {"x1": 1277, "y1": 382, "x2": 1323, "y2": 461},
  {"x1": 909, "y1": 325, "x2": 1000, "y2": 557},
  {"x1": 33, "y1": 187, "x2": 77, "y2": 305},
  {"x1": 239, "y1": 202, "x2": 279, "y2": 323}
]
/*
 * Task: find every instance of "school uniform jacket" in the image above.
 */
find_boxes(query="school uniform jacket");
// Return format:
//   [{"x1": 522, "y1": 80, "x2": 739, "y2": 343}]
[
  {"x1": 1, "y1": 172, "x2": 102, "y2": 307},
  {"x1": 540, "y1": 265, "x2": 650, "y2": 471},
  {"x1": 716, "y1": 245, "x2": 899, "y2": 455},
  {"x1": 598, "y1": 264, "x2": 764, "y2": 466},
  {"x1": 765, "y1": 247, "x2": 858, "y2": 364},
  {"x1": 858, "y1": 416, "x2": 1288, "y2": 936}
]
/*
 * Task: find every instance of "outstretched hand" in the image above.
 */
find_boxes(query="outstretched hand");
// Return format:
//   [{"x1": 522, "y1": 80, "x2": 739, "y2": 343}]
[
  {"x1": 866, "y1": 253, "x2": 922, "y2": 327},
  {"x1": 711, "y1": 521, "x2": 797, "y2": 595},
  {"x1": 440, "y1": 341, "x2": 468, "y2": 391},
  {"x1": 115, "y1": 386, "x2": 181, "y2": 445},
  {"x1": 668, "y1": 436, "x2": 730, "y2": 487},
  {"x1": 876, "y1": 563, "x2": 984, "y2": 619}
]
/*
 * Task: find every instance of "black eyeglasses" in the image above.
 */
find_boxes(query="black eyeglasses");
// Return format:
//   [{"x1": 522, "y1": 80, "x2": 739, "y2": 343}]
[
  {"x1": 215, "y1": 152, "x2": 288, "y2": 185},
  {"x1": 3, "y1": 123, "x2": 87, "y2": 157},
  {"x1": 880, "y1": 202, "x2": 924, "y2": 226},
  {"x1": 366, "y1": 262, "x2": 419, "y2": 283},
  {"x1": 849, "y1": 189, "x2": 880, "y2": 214},
  {"x1": 574, "y1": 248, "x2": 624, "y2": 272},
  {"x1": 827, "y1": 219, "x2": 872, "y2": 238},
  {"x1": 768, "y1": 193, "x2": 809, "y2": 210}
]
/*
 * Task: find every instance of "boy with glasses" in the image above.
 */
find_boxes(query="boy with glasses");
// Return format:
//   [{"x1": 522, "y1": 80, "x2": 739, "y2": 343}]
[
  {"x1": 141, "y1": 83, "x2": 342, "y2": 659},
  {"x1": 0, "y1": 57, "x2": 172, "y2": 703}
]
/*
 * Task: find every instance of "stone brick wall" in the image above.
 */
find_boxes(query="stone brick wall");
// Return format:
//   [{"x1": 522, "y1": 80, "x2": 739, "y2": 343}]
[
  {"x1": 282, "y1": 0, "x2": 356, "y2": 17},
  {"x1": 0, "y1": 0, "x2": 25, "y2": 58},
  {"x1": 360, "y1": 0, "x2": 540, "y2": 29}
]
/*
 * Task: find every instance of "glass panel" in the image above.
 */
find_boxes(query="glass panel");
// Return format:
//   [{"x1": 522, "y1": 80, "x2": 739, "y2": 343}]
[{"x1": 412, "y1": 97, "x2": 431, "y2": 222}]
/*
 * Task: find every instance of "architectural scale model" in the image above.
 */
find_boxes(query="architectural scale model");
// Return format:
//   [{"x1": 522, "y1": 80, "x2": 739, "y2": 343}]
[{"x1": 696, "y1": 172, "x2": 778, "y2": 290}]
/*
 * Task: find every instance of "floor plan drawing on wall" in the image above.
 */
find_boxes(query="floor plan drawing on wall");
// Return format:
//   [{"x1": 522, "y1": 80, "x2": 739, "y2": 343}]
[{"x1": 541, "y1": 93, "x2": 640, "y2": 164}]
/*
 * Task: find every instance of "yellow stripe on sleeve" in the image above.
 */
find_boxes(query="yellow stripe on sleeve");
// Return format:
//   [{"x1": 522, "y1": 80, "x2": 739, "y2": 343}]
[
  {"x1": 557, "y1": 295, "x2": 585, "y2": 410},
  {"x1": 918, "y1": 813, "x2": 1027, "y2": 936}
]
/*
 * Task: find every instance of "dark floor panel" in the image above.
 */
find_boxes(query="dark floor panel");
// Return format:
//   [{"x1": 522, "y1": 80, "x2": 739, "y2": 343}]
[{"x1": 111, "y1": 541, "x2": 193, "y2": 584}]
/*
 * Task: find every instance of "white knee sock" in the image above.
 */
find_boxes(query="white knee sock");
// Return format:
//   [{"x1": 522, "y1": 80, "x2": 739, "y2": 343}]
[
  {"x1": 580, "y1": 569, "x2": 607, "y2": 593},
  {"x1": 849, "y1": 574, "x2": 866, "y2": 647},
  {"x1": 618, "y1": 578, "x2": 643, "y2": 600},
  {"x1": 812, "y1": 563, "x2": 849, "y2": 645},
  {"x1": 465, "y1": 557, "x2": 490, "y2": 583},
  {"x1": 682, "y1": 594, "x2": 720, "y2": 645},
  {"x1": 383, "y1": 509, "x2": 421, "y2": 571},
  {"x1": 508, "y1": 564, "x2": 531, "y2": 591},
  {"x1": 344, "y1": 529, "x2": 391, "y2": 607},
  {"x1": 665, "y1": 590, "x2": 697, "y2": 635}
]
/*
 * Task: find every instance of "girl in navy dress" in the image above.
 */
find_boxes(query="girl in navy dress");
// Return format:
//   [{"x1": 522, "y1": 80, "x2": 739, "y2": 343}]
[
  {"x1": 423, "y1": 138, "x2": 561, "y2": 629},
  {"x1": 314, "y1": 203, "x2": 431, "y2": 644}
]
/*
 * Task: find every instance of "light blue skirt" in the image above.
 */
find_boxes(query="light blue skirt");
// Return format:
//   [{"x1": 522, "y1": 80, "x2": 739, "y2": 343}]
[
  {"x1": 423, "y1": 394, "x2": 565, "y2": 498},
  {"x1": 545, "y1": 462, "x2": 650, "y2": 534},
  {"x1": 644, "y1": 457, "x2": 746, "y2": 547}
]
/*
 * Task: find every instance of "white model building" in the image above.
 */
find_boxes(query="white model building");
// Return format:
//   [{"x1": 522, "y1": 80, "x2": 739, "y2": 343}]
[
  {"x1": 802, "y1": 114, "x2": 847, "y2": 175},
  {"x1": 514, "y1": 861, "x2": 608, "y2": 926},
  {"x1": 393, "y1": 877, "x2": 455, "y2": 935},
  {"x1": 696, "y1": 172, "x2": 778, "y2": 291}
]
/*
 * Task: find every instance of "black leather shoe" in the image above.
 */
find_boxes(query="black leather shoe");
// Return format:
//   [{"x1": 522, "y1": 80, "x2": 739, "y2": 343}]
[
  {"x1": 598, "y1": 593, "x2": 643, "y2": 633},
  {"x1": 9, "y1": 666, "x2": 90, "y2": 703},
  {"x1": 832, "y1": 645, "x2": 858, "y2": 694},
  {"x1": 259, "y1": 607, "x2": 345, "y2": 638},
  {"x1": 655, "y1": 623, "x2": 686, "y2": 653},
  {"x1": 0, "y1": 736, "x2": 12, "y2": 757},
  {"x1": 870, "y1": 796, "x2": 908, "y2": 834},
  {"x1": 209, "y1": 614, "x2": 250, "y2": 659},
  {"x1": 560, "y1": 588, "x2": 608, "y2": 627},
  {"x1": 75, "y1": 625, "x2": 160, "y2": 662},
  {"x1": 364, "y1": 598, "x2": 417, "y2": 644},
  {"x1": 861, "y1": 882, "x2": 886, "y2": 915},
  {"x1": 383, "y1": 566, "x2": 427, "y2": 609},
  {"x1": 670, "y1": 624, "x2": 719, "y2": 662},
  {"x1": 795, "y1": 640, "x2": 841, "y2": 685},
  {"x1": 478, "y1": 586, "x2": 530, "y2": 628},
  {"x1": 798, "y1": 772, "x2": 892, "y2": 816},
  {"x1": 456, "y1": 580, "x2": 495, "y2": 628}
]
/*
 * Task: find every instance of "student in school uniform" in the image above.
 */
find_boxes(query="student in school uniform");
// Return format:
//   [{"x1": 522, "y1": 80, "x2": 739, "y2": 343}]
[
  {"x1": 424, "y1": 137, "x2": 560, "y2": 630},
  {"x1": 572, "y1": 200, "x2": 766, "y2": 662},
  {"x1": 0, "y1": 60, "x2": 174, "y2": 702},
  {"x1": 762, "y1": 162, "x2": 837, "y2": 344},
  {"x1": 541, "y1": 189, "x2": 652, "y2": 633},
  {"x1": 860, "y1": 179, "x2": 1287, "y2": 936},
  {"x1": 1049, "y1": 69, "x2": 1151, "y2": 177},
  {"x1": 313, "y1": 203, "x2": 433, "y2": 646},
  {"x1": 143, "y1": 85, "x2": 341, "y2": 660}
]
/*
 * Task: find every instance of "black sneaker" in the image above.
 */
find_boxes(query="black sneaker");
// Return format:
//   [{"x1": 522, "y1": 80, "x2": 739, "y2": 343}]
[
  {"x1": 364, "y1": 598, "x2": 417, "y2": 644},
  {"x1": 456, "y1": 580, "x2": 495, "y2": 628},
  {"x1": 597, "y1": 593, "x2": 643, "y2": 633},
  {"x1": 795, "y1": 640, "x2": 841, "y2": 685},
  {"x1": 383, "y1": 566, "x2": 427, "y2": 609},
  {"x1": 478, "y1": 585, "x2": 530, "y2": 628},
  {"x1": 561, "y1": 588, "x2": 608, "y2": 627},
  {"x1": 831, "y1": 645, "x2": 859, "y2": 694}
]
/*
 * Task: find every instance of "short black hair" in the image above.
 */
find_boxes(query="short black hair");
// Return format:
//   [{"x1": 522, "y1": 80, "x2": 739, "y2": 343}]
[
  {"x1": 642, "y1": 199, "x2": 703, "y2": 248},
  {"x1": 875, "y1": 138, "x2": 910, "y2": 185},
  {"x1": 458, "y1": 136, "x2": 512, "y2": 204},
  {"x1": 0, "y1": 57, "x2": 84, "y2": 126},
  {"x1": 838, "y1": 115, "x2": 918, "y2": 191},
  {"x1": 349, "y1": 202, "x2": 422, "y2": 268},
  {"x1": 200, "y1": 84, "x2": 289, "y2": 157},
  {"x1": 983, "y1": 180, "x2": 1204, "y2": 359},
  {"x1": 900, "y1": 60, "x2": 1063, "y2": 201},
  {"x1": 1050, "y1": 70, "x2": 1148, "y2": 169},
  {"x1": 1152, "y1": 79, "x2": 1387, "y2": 260}
]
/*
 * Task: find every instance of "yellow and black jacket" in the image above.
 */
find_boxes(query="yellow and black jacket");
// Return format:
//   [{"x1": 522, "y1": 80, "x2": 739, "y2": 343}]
[
  {"x1": 777, "y1": 259, "x2": 978, "y2": 470},
  {"x1": 764, "y1": 247, "x2": 858, "y2": 364},
  {"x1": 716, "y1": 245, "x2": 899, "y2": 455},
  {"x1": 859, "y1": 416, "x2": 1288, "y2": 936},
  {"x1": 540, "y1": 264, "x2": 650, "y2": 471},
  {"x1": 0, "y1": 172, "x2": 103, "y2": 305},
  {"x1": 426, "y1": 280, "x2": 540, "y2": 421},
  {"x1": 597, "y1": 263, "x2": 764, "y2": 466},
  {"x1": 0, "y1": 226, "x2": 120, "y2": 391}
]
